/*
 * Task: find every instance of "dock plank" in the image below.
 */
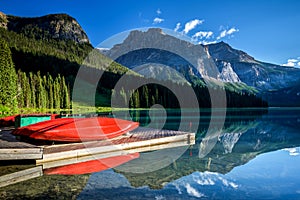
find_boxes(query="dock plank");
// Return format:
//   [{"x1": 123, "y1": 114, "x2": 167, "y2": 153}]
[
  {"x1": 38, "y1": 128, "x2": 195, "y2": 163},
  {"x1": 0, "y1": 130, "x2": 43, "y2": 160},
  {"x1": 1, "y1": 127, "x2": 195, "y2": 162},
  {"x1": 0, "y1": 154, "x2": 42, "y2": 160},
  {"x1": 0, "y1": 130, "x2": 39, "y2": 148},
  {"x1": 0, "y1": 166, "x2": 43, "y2": 188}
]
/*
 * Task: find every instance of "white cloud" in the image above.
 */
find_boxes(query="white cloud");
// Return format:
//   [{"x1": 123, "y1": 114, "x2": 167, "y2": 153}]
[
  {"x1": 218, "y1": 177, "x2": 239, "y2": 189},
  {"x1": 155, "y1": 195, "x2": 166, "y2": 200},
  {"x1": 199, "y1": 40, "x2": 218, "y2": 45},
  {"x1": 193, "y1": 172, "x2": 238, "y2": 189},
  {"x1": 153, "y1": 17, "x2": 164, "y2": 24},
  {"x1": 283, "y1": 62, "x2": 296, "y2": 67},
  {"x1": 174, "y1": 23, "x2": 181, "y2": 32},
  {"x1": 217, "y1": 27, "x2": 239, "y2": 40},
  {"x1": 156, "y1": 9, "x2": 162, "y2": 15},
  {"x1": 282, "y1": 58, "x2": 300, "y2": 67},
  {"x1": 288, "y1": 59, "x2": 298, "y2": 63},
  {"x1": 218, "y1": 30, "x2": 227, "y2": 39},
  {"x1": 192, "y1": 172, "x2": 215, "y2": 186},
  {"x1": 195, "y1": 177, "x2": 215, "y2": 185},
  {"x1": 185, "y1": 183, "x2": 205, "y2": 198},
  {"x1": 183, "y1": 19, "x2": 204, "y2": 34},
  {"x1": 283, "y1": 148, "x2": 300, "y2": 156},
  {"x1": 191, "y1": 31, "x2": 217, "y2": 45},
  {"x1": 227, "y1": 28, "x2": 238, "y2": 35},
  {"x1": 193, "y1": 31, "x2": 213, "y2": 40}
]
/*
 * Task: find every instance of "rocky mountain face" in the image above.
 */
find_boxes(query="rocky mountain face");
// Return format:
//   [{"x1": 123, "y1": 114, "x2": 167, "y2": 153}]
[
  {"x1": 204, "y1": 42, "x2": 300, "y2": 106},
  {"x1": 0, "y1": 12, "x2": 89, "y2": 44},
  {"x1": 105, "y1": 28, "x2": 221, "y2": 82},
  {"x1": 0, "y1": 12, "x2": 7, "y2": 29},
  {"x1": 104, "y1": 28, "x2": 300, "y2": 106},
  {"x1": 205, "y1": 42, "x2": 300, "y2": 91},
  {"x1": 205, "y1": 41, "x2": 255, "y2": 63}
]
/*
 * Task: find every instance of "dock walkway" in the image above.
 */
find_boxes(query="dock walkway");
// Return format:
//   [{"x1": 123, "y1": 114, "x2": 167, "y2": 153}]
[
  {"x1": 0, "y1": 127, "x2": 195, "y2": 163},
  {"x1": 0, "y1": 128, "x2": 43, "y2": 160},
  {"x1": 0, "y1": 127, "x2": 195, "y2": 188}
]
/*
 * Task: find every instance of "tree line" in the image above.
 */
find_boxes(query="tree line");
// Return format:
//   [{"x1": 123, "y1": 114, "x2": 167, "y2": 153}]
[
  {"x1": 0, "y1": 25, "x2": 268, "y2": 114},
  {"x1": 17, "y1": 70, "x2": 70, "y2": 110},
  {"x1": 112, "y1": 78, "x2": 268, "y2": 109},
  {"x1": 0, "y1": 37, "x2": 70, "y2": 113},
  {"x1": 0, "y1": 37, "x2": 17, "y2": 111}
]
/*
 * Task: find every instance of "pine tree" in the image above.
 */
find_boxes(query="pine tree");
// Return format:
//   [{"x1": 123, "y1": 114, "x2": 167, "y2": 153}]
[
  {"x1": 120, "y1": 87, "x2": 127, "y2": 106},
  {"x1": 60, "y1": 76, "x2": 70, "y2": 109},
  {"x1": 24, "y1": 73, "x2": 31, "y2": 108},
  {"x1": 47, "y1": 74, "x2": 54, "y2": 109},
  {"x1": 0, "y1": 38, "x2": 18, "y2": 110},
  {"x1": 29, "y1": 72, "x2": 36, "y2": 108},
  {"x1": 17, "y1": 70, "x2": 25, "y2": 108},
  {"x1": 41, "y1": 74, "x2": 48, "y2": 108},
  {"x1": 35, "y1": 72, "x2": 45, "y2": 108},
  {"x1": 142, "y1": 86, "x2": 149, "y2": 108},
  {"x1": 53, "y1": 75, "x2": 61, "y2": 110},
  {"x1": 133, "y1": 90, "x2": 140, "y2": 108}
]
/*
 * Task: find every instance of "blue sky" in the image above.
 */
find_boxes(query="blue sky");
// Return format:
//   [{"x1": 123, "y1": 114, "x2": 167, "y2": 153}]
[{"x1": 1, "y1": 0, "x2": 300, "y2": 65}]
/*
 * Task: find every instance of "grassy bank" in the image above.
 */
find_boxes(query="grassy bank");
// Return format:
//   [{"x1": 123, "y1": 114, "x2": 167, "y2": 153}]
[{"x1": 0, "y1": 105, "x2": 113, "y2": 118}]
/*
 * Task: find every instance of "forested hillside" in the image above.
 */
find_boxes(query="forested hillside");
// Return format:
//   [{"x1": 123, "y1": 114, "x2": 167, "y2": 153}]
[{"x1": 0, "y1": 12, "x2": 267, "y2": 115}]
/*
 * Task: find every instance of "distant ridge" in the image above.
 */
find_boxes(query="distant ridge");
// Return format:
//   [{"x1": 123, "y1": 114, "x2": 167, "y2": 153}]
[
  {"x1": 103, "y1": 28, "x2": 300, "y2": 106},
  {"x1": 0, "y1": 12, "x2": 89, "y2": 44}
]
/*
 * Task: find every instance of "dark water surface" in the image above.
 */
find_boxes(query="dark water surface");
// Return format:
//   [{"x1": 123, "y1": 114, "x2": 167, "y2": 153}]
[{"x1": 1, "y1": 108, "x2": 300, "y2": 199}]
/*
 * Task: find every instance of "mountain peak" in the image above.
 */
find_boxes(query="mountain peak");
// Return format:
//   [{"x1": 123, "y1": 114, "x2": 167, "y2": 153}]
[
  {"x1": 107, "y1": 28, "x2": 224, "y2": 80},
  {"x1": 205, "y1": 41, "x2": 255, "y2": 63},
  {"x1": 5, "y1": 13, "x2": 90, "y2": 44},
  {"x1": 147, "y1": 27, "x2": 164, "y2": 33},
  {"x1": 0, "y1": 11, "x2": 7, "y2": 29}
]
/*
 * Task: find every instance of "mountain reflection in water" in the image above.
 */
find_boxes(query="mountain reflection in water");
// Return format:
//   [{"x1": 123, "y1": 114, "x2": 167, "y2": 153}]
[
  {"x1": 2, "y1": 109, "x2": 300, "y2": 199},
  {"x1": 78, "y1": 109, "x2": 300, "y2": 199}
]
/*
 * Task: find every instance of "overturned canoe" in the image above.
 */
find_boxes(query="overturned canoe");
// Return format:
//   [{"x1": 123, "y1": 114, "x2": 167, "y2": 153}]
[
  {"x1": 44, "y1": 153, "x2": 140, "y2": 175},
  {"x1": 12, "y1": 117, "x2": 139, "y2": 142},
  {"x1": 0, "y1": 115, "x2": 17, "y2": 127}
]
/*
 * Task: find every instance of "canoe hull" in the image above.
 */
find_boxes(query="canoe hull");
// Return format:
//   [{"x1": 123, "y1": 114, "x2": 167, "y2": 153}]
[
  {"x1": 12, "y1": 117, "x2": 139, "y2": 142},
  {"x1": 0, "y1": 115, "x2": 17, "y2": 127}
]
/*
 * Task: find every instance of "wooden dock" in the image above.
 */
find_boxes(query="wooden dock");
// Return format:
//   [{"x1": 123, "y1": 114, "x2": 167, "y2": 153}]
[
  {"x1": 0, "y1": 127, "x2": 195, "y2": 163},
  {"x1": 0, "y1": 127, "x2": 195, "y2": 188},
  {"x1": 0, "y1": 128, "x2": 43, "y2": 160}
]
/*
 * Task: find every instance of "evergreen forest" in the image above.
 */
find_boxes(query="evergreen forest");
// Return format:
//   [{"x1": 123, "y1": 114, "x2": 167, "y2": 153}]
[{"x1": 0, "y1": 18, "x2": 267, "y2": 115}]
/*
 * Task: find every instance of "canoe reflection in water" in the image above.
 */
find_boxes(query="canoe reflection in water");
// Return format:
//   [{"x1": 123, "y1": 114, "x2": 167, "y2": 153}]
[
  {"x1": 44, "y1": 153, "x2": 140, "y2": 175},
  {"x1": 0, "y1": 152, "x2": 140, "y2": 189}
]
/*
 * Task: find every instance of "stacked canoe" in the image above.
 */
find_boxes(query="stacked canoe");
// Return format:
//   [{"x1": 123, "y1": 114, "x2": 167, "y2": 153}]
[
  {"x1": 0, "y1": 115, "x2": 17, "y2": 127},
  {"x1": 12, "y1": 117, "x2": 139, "y2": 142}
]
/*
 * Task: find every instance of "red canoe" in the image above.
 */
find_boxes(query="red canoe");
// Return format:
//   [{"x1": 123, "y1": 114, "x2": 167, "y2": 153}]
[
  {"x1": 12, "y1": 117, "x2": 139, "y2": 142},
  {"x1": 0, "y1": 115, "x2": 17, "y2": 127},
  {"x1": 44, "y1": 153, "x2": 139, "y2": 175}
]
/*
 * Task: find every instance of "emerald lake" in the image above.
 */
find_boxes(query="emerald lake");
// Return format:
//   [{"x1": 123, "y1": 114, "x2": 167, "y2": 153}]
[{"x1": 1, "y1": 108, "x2": 300, "y2": 200}]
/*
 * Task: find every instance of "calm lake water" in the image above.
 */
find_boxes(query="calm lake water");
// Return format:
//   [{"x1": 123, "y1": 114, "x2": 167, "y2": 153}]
[{"x1": 1, "y1": 108, "x2": 300, "y2": 199}]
